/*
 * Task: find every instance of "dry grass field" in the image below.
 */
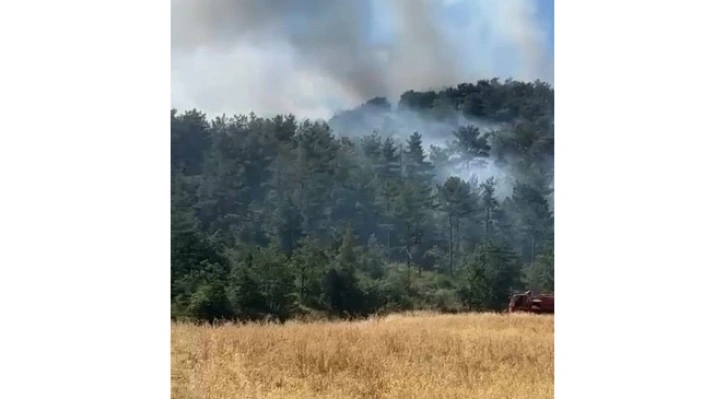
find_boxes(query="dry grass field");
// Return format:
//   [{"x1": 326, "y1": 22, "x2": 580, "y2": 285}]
[{"x1": 171, "y1": 312, "x2": 554, "y2": 399}]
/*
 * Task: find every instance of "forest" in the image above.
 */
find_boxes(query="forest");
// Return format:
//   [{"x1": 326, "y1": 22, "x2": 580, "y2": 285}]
[{"x1": 171, "y1": 77, "x2": 554, "y2": 322}]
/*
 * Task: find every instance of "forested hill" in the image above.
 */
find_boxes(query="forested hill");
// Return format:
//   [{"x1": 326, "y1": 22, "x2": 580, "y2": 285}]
[{"x1": 171, "y1": 78, "x2": 554, "y2": 322}]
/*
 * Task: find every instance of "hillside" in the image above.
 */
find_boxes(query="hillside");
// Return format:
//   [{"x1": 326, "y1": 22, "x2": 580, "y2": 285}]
[{"x1": 171, "y1": 78, "x2": 554, "y2": 322}]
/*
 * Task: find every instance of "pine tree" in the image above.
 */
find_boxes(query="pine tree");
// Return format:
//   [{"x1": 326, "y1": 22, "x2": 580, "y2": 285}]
[
  {"x1": 461, "y1": 241, "x2": 521, "y2": 311},
  {"x1": 436, "y1": 177, "x2": 477, "y2": 275}
]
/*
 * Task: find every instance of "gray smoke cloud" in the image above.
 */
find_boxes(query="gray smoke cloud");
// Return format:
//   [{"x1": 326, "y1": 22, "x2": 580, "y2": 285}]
[
  {"x1": 328, "y1": 103, "x2": 516, "y2": 197},
  {"x1": 174, "y1": 0, "x2": 391, "y2": 101},
  {"x1": 172, "y1": 0, "x2": 553, "y2": 119}
]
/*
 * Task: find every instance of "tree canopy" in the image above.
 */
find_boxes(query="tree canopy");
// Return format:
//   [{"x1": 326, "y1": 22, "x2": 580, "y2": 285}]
[{"x1": 171, "y1": 78, "x2": 554, "y2": 322}]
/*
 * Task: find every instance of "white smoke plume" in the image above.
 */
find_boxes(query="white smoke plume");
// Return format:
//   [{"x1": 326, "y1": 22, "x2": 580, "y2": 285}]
[
  {"x1": 171, "y1": 0, "x2": 553, "y2": 120},
  {"x1": 327, "y1": 101, "x2": 516, "y2": 197}
]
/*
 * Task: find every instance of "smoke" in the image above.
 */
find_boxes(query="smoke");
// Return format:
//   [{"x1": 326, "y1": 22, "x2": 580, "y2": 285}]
[
  {"x1": 171, "y1": 0, "x2": 553, "y2": 196},
  {"x1": 171, "y1": 0, "x2": 553, "y2": 119},
  {"x1": 328, "y1": 101, "x2": 516, "y2": 197}
]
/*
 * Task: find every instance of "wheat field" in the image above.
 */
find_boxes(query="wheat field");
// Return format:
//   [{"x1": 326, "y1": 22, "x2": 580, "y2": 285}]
[{"x1": 171, "y1": 312, "x2": 554, "y2": 399}]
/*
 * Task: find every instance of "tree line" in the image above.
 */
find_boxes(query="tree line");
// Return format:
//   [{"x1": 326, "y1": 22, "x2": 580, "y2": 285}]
[{"x1": 171, "y1": 77, "x2": 554, "y2": 322}]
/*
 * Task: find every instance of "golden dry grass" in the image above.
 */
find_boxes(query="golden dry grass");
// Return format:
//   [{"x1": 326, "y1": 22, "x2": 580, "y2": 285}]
[{"x1": 171, "y1": 312, "x2": 553, "y2": 399}]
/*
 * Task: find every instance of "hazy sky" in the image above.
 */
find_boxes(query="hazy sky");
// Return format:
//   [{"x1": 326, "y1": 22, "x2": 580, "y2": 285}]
[{"x1": 171, "y1": 0, "x2": 554, "y2": 120}]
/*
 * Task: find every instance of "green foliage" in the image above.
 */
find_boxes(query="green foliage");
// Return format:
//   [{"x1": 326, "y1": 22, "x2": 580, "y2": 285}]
[
  {"x1": 437, "y1": 177, "x2": 478, "y2": 274},
  {"x1": 290, "y1": 238, "x2": 329, "y2": 309},
  {"x1": 429, "y1": 288, "x2": 463, "y2": 313},
  {"x1": 170, "y1": 77, "x2": 554, "y2": 321},
  {"x1": 255, "y1": 245, "x2": 297, "y2": 321},
  {"x1": 363, "y1": 234, "x2": 386, "y2": 279},
  {"x1": 188, "y1": 280, "x2": 232, "y2": 322},
  {"x1": 507, "y1": 182, "x2": 554, "y2": 262},
  {"x1": 525, "y1": 243, "x2": 554, "y2": 293},
  {"x1": 460, "y1": 241, "x2": 522, "y2": 311},
  {"x1": 181, "y1": 260, "x2": 233, "y2": 322},
  {"x1": 376, "y1": 265, "x2": 417, "y2": 312},
  {"x1": 227, "y1": 251, "x2": 267, "y2": 320},
  {"x1": 452, "y1": 125, "x2": 491, "y2": 173}
]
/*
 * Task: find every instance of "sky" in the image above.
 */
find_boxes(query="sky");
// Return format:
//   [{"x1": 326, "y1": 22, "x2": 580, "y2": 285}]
[{"x1": 171, "y1": 0, "x2": 554, "y2": 120}]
